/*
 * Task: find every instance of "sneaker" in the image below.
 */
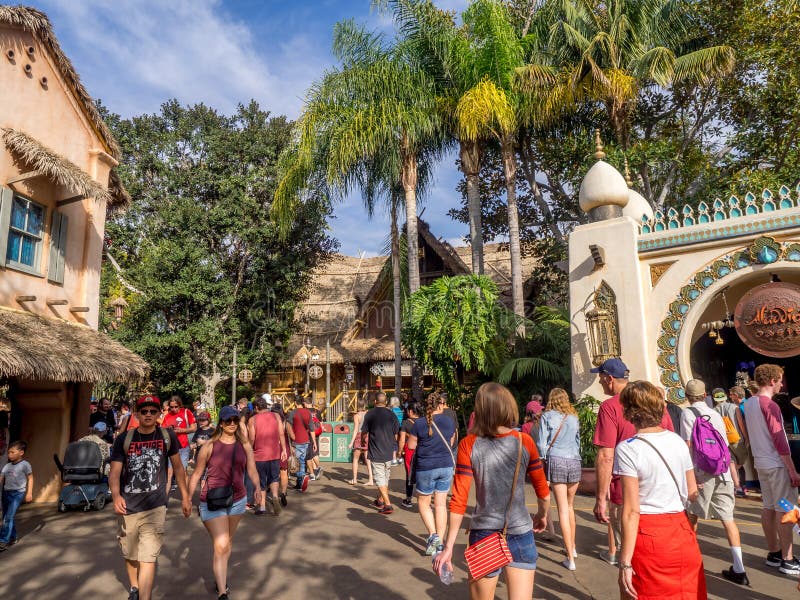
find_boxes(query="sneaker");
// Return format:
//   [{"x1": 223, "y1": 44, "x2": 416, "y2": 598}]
[
  {"x1": 0, "y1": 543, "x2": 7, "y2": 552},
  {"x1": 218, "y1": 595, "x2": 229, "y2": 600},
  {"x1": 8, "y1": 538, "x2": 17, "y2": 546},
  {"x1": 425, "y1": 534, "x2": 441, "y2": 556},
  {"x1": 377, "y1": 505, "x2": 394, "y2": 515},
  {"x1": 401, "y1": 498, "x2": 413, "y2": 509},
  {"x1": 598, "y1": 551, "x2": 618, "y2": 566},
  {"x1": 301, "y1": 474, "x2": 310, "y2": 492},
  {"x1": 279, "y1": 493, "x2": 288, "y2": 508},
  {"x1": 734, "y1": 488, "x2": 746, "y2": 498},
  {"x1": 779, "y1": 558, "x2": 800, "y2": 576},
  {"x1": 254, "y1": 508, "x2": 267, "y2": 516},
  {"x1": 561, "y1": 559, "x2": 576, "y2": 571},
  {"x1": 308, "y1": 473, "x2": 317, "y2": 481},
  {"x1": 721, "y1": 567, "x2": 749, "y2": 586},
  {"x1": 127, "y1": 587, "x2": 139, "y2": 600},
  {"x1": 270, "y1": 495, "x2": 281, "y2": 516},
  {"x1": 766, "y1": 551, "x2": 782, "y2": 567},
  {"x1": 373, "y1": 498, "x2": 385, "y2": 509},
  {"x1": 314, "y1": 467, "x2": 323, "y2": 479}
]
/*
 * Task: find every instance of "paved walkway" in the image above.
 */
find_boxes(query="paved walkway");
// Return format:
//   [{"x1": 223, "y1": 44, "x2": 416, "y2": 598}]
[{"x1": 0, "y1": 465, "x2": 795, "y2": 599}]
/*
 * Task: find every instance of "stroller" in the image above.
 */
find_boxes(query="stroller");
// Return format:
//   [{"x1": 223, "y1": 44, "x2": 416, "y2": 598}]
[{"x1": 53, "y1": 441, "x2": 109, "y2": 512}]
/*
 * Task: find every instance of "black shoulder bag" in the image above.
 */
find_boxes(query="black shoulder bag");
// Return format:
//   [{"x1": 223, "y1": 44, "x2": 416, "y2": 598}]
[{"x1": 206, "y1": 442, "x2": 239, "y2": 511}]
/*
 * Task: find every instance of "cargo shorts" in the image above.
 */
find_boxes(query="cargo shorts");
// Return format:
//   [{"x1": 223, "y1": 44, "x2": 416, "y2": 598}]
[{"x1": 117, "y1": 505, "x2": 167, "y2": 563}]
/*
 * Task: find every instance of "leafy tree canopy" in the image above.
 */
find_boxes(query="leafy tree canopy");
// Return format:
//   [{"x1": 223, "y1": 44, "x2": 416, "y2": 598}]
[{"x1": 99, "y1": 101, "x2": 337, "y2": 399}]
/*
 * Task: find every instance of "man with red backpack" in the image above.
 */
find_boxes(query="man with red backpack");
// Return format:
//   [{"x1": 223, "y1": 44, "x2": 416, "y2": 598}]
[{"x1": 680, "y1": 378, "x2": 748, "y2": 586}]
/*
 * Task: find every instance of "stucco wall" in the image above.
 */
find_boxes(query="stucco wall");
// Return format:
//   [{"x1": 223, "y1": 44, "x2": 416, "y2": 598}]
[{"x1": 0, "y1": 26, "x2": 113, "y2": 328}]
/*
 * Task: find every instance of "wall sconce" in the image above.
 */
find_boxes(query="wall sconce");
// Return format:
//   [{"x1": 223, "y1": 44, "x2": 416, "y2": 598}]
[{"x1": 586, "y1": 281, "x2": 621, "y2": 366}]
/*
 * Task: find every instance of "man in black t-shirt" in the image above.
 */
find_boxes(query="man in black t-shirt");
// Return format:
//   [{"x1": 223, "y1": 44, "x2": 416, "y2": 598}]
[
  {"x1": 109, "y1": 395, "x2": 191, "y2": 600},
  {"x1": 362, "y1": 392, "x2": 399, "y2": 514},
  {"x1": 90, "y1": 397, "x2": 117, "y2": 442}
]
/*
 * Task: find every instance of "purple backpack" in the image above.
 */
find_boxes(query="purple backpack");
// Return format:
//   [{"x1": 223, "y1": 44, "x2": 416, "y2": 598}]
[{"x1": 689, "y1": 408, "x2": 730, "y2": 476}]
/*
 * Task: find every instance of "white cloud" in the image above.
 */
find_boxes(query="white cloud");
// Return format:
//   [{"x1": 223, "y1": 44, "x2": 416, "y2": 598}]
[{"x1": 37, "y1": 0, "x2": 325, "y2": 118}]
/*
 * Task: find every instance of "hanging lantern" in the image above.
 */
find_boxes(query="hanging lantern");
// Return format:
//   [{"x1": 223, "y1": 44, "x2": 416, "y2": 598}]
[
  {"x1": 110, "y1": 296, "x2": 128, "y2": 321},
  {"x1": 586, "y1": 307, "x2": 619, "y2": 366}
]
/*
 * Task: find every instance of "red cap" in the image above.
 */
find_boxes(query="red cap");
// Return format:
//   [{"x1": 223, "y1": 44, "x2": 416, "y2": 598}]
[{"x1": 136, "y1": 395, "x2": 161, "y2": 410}]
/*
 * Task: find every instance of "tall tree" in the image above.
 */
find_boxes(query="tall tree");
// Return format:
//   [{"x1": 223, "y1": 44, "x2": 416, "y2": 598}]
[{"x1": 100, "y1": 101, "x2": 335, "y2": 402}]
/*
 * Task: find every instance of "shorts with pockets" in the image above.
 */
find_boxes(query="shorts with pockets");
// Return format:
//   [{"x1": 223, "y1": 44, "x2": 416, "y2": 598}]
[
  {"x1": 371, "y1": 461, "x2": 392, "y2": 487},
  {"x1": 256, "y1": 460, "x2": 281, "y2": 487},
  {"x1": 759, "y1": 466, "x2": 798, "y2": 511},
  {"x1": 688, "y1": 475, "x2": 735, "y2": 521},
  {"x1": 118, "y1": 506, "x2": 166, "y2": 563},
  {"x1": 468, "y1": 529, "x2": 537, "y2": 577},
  {"x1": 415, "y1": 466, "x2": 453, "y2": 495}
]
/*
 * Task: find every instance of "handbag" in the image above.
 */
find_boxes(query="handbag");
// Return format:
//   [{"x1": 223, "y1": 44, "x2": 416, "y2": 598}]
[
  {"x1": 205, "y1": 442, "x2": 238, "y2": 511},
  {"x1": 463, "y1": 433, "x2": 523, "y2": 580}
]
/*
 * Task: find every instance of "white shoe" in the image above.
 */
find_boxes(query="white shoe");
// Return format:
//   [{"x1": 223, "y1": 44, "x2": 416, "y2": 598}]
[
  {"x1": 573, "y1": 549, "x2": 578, "y2": 558},
  {"x1": 561, "y1": 559, "x2": 576, "y2": 571}
]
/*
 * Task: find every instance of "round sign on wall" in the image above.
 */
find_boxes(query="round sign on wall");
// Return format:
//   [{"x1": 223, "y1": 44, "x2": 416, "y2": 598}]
[
  {"x1": 238, "y1": 369, "x2": 253, "y2": 383},
  {"x1": 734, "y1": 281, "x2": 800, "y2": 358},
  {"x1": 308, "y1": 364, "x2": 324, "y2": 380}
]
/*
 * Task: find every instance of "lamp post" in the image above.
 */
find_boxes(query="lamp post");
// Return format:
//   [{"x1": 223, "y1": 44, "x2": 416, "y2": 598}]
[{"x1": 310, "y1": 345, "x2": 320, "y2": 403}]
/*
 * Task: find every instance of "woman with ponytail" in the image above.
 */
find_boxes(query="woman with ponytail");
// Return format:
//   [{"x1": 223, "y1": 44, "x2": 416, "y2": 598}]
[{"x1": 408, "y1": 392, "x2": 457, "y2": 555}]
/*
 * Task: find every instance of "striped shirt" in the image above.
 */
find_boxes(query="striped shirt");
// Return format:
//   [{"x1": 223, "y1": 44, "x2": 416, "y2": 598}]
[{"x1": 451, "y1": 431, "x2": 549, "y2": 535}]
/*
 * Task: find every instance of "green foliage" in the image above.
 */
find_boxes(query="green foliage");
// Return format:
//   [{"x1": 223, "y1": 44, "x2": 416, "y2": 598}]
[
  {"x1": 496, "y1": 306, "x2": 571, "y2": 393},
  {"x1": 575, "y1": 394, "x2": 600, "y2": 467},
  {"x1": 99, "y1": 101, "x2": 336, "y2": 399},
  {"x1": 401, "y1": 275, "x2": 517, "y2": 394}
]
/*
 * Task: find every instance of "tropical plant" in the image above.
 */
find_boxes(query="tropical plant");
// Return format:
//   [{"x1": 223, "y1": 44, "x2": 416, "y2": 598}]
[
  {"x1": 533, "y1": 0, "x2": 735, "y2": 150},
  {"x1": 401, "y1": 275, "x2": 518, "y2": 395},
  {"x1": 496, "y1": 305, "x2": 570, "y2": 389},
  {"x1": 575, "y1": 394, "x2": 600, "y2": 467}
]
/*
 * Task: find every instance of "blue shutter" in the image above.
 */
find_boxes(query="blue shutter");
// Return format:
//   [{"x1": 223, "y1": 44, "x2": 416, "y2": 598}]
[
  {"x1": 47, "y1": 212, "x2": 68, "y2": 284},
  {"x1": 0, "y1": 187, "x2": 12, "y2": 267}
]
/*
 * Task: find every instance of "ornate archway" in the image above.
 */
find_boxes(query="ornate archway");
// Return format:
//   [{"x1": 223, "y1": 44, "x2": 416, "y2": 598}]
[{"x1": 657, "y1": 236, "x2": 800, "y2": 402}]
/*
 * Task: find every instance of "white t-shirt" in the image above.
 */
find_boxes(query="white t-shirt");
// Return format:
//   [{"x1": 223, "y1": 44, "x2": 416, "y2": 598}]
[
  {"x1": 613, "y1": 430, "x2": 693, "y2": 514},
  {"x1": 679, "y1": 401, "x2": 731, "y2": 482}
]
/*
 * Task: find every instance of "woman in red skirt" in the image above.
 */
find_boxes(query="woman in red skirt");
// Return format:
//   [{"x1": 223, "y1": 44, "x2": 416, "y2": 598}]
[{"x1": 614, "y1": 381, "x2": 706, "y2": 599}]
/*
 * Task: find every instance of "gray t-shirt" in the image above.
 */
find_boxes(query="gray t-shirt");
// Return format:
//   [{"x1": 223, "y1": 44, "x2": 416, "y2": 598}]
[{"x1": 1, "y1": 459, "x2": 32, "y2": 491}]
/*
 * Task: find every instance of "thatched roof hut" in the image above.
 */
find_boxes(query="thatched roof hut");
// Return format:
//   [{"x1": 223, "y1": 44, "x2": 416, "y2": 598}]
[
  {"x1": 0, "y1": 307, "x2": 148, "y2": 382},
  {"x1": 282, "y1": 220, "x2": 540, "y2": 369}
]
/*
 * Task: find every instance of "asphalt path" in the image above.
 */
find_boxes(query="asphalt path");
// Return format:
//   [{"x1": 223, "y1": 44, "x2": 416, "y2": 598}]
[{"x1": 0, "y1": 465, "x2": 795, "y2": 599}]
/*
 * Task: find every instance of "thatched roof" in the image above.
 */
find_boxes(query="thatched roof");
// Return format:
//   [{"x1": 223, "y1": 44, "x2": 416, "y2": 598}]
[
  {"x1": 0, "y1": 6, "x2": 120, "y2": 159},
  {"x1": 2, "y1": 128, "x2": 111, "y2": 202},
  {"x1": 341, "y1": 337, "x2": 410, "y2": 362},
  {"x1": 107, "y1": 169, "x2": 131, "y2": 210},
  {"x1": 0, "y1": 307, "x2": 148, "y2": 382}
]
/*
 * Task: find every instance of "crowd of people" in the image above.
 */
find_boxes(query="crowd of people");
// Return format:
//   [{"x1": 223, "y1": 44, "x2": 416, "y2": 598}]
[{"x1": 1, "y1": 356, "x2": 798, "y2": 600}]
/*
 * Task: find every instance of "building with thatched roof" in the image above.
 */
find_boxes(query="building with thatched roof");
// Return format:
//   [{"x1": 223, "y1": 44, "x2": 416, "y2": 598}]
[
  {"x1": 271, "y1": 220, "x2": 539, "y2": 410},
  {"x1": 0, "y1": 6, "x2": 146, "y2": 500}
]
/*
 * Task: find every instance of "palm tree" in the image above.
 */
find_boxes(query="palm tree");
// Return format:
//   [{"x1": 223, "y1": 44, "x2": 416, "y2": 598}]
[{"x1": 533, "y1": 0, "x2": 735, "y2": 150}]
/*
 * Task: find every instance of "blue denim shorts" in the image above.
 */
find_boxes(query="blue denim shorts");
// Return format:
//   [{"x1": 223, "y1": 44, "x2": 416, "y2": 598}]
[
  {"x1": 415, "y1": 466, "x2": 454, "y2": 495},
  {"x1": 199, "y1": 495, "x2": 247, "y2": 522},
  {"x1": 468, "y1": 529, "x2": 537, "y2": 576}
]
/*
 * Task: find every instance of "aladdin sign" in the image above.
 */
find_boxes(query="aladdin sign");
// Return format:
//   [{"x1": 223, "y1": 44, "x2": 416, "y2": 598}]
[{"x1": 734, "y1": 281, "x2": 800, "y2": 358}]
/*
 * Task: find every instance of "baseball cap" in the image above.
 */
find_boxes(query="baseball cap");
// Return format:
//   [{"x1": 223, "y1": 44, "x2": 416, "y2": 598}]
[
  {"x1": 685, "y1": 379, "x2": 706, "y2": 398},
  {"x1": 711, "y1": 388, "x2": 727, "y2": 403},
  {"x1": 525, "y1": 400, "x2": 543, "y2": 416},
  {"x1": 218, "y1": 405, "x2": 240, "y2": 421},
  {"x1": 136, "y1": 395, "x2": 161, "y2": 411},
  {"x1": 261, "y1": 393, "x2": 273, "y2": 406},
  {"x1": 92, "y1": 421, "x2": 108, "y2": 433},
  {"x1": 590, "y1": 358, "x2": 629, "y2": 379},
  {"x1": 196, "y1": 411, "x2": 211, "y2": 421}
]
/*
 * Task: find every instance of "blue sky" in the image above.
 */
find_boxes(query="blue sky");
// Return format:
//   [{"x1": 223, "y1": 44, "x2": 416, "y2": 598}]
[{"x1": 33, "y1": 0, "x2": 476, "y2": 257}]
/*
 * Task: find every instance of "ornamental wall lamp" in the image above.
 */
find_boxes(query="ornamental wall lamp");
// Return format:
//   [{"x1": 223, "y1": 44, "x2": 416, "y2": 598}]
[
  {"x1": 585, "y1": 281, "x2": 620, "y2": 366},
  {"x1": 701, "y1": 289, "x2": 733, "y2": 345}
]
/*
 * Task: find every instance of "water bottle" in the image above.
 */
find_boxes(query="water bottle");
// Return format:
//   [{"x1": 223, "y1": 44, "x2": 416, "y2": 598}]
[
  {"x1": 778, "y1": 497, "x2": 800, "y2": 535},
  {"x1": 432, "y1": 552, "x2": 453, "y2": 585}
]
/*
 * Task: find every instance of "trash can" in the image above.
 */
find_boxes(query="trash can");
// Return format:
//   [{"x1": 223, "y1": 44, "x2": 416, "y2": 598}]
[
  {"x1": 318, "y1": 423, "x2": 334, "y2": 462},
  {"x1": 332, "y1": 423, "x2": 353, "y2": 463}
]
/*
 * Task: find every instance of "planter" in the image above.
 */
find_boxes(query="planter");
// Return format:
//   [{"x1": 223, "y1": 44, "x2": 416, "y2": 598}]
[{"x1": 577, "y1": 467, "x2": 596, "y2": 496}]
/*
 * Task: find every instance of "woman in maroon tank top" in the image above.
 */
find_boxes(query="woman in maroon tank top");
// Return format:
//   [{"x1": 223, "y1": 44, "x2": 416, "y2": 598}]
[{"x1": 189, "y1": 407, "x2": 261, "y2": 600}]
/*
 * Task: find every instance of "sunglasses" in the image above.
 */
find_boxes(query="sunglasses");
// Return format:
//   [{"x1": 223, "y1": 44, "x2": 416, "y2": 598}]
[
  {"x1": 221, "y1": 418, "x2": 240, "y2": 425},
  {"x1": 139, "y1": 408, "x2": 159, "y2": 415}
]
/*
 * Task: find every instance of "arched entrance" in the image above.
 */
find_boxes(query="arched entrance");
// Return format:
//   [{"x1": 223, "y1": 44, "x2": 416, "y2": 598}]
[
  {"x1": 688, "y1": 270, "x2": 800, "y2": 393},
  {"x1": 657, "y1": 236, "x2": 800, "y2": 402}
]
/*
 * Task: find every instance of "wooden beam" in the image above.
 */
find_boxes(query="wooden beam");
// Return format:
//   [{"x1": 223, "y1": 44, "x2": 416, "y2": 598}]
[
  {"x1": 6, "y1": 170, "x2": 43, "y2": 186},
  {"x1": 46, "y1": 299, "x2": 68, "y2": 306},
  {"x1": 69, "y1": 306, "x2": 90, "y2": 313},
  {"x1": 56, "y1": 194, "x2": 86, "y2": 207},
  {"x1": 15, "y1": 295, "x2": 36, "y2": 303}
]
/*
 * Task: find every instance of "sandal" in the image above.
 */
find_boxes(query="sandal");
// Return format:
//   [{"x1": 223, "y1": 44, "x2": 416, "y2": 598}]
[{"x1": 346, "y1": 479, "x2": 357, "y2": 485}]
